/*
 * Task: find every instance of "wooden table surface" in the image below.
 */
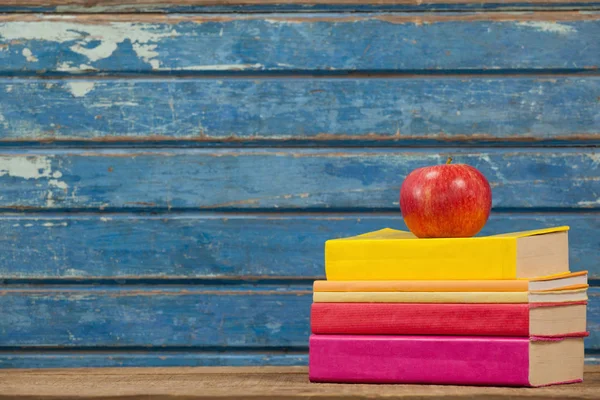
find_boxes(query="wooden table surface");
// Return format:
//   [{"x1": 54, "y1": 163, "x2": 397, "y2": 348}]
[{"x1": 0, "y1": 366, "x2": 599, "y2": 399}]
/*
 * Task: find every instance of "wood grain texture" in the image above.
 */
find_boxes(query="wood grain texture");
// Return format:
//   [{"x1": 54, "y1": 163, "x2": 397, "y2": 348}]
[
  {"x1": 0, "y1": 286, "x2": 312, "y2": 347},
  {"x1": 0, "y1": 366, "x2": 599, "y2": 399},
  {"x1": 5, "y1": 0, "x2": 600, "y2": 6},
  {"x1": 0, "y1": 13, "x2": 600, "y2": 74},
  {"x1": 0, "y1": 213, "x2": 597, "y2": 279},
  {"x1": 2, "y1": 78, "x2": 599, "y2": 144},
  {"x1": 0, "y1": 148, "x2": 597, "y2": 210},
  {"x1": 3, "y1": 1, "x2": 600, "y2": 12},
  {"x1": 589, "y1": 290, "x2": 600, "y2": 349},
  {"x1": 0, "y1": 287, "x2": 597, "y2": 349}
]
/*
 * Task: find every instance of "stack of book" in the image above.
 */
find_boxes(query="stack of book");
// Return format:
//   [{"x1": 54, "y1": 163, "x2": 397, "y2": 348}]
[{"x1": 309, "y1": 226, "x2": 589, "y2": 387}]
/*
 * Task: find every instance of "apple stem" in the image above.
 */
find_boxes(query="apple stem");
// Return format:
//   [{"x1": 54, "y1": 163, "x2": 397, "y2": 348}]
[{"x1": 446, "y1": 157, "x2": 453, "y2": 165}]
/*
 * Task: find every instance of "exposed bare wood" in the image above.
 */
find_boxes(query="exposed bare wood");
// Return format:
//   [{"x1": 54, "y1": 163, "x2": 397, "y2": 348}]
[
  {"x1": 2, "y1": 0, "x2": 600, "y2": 6},
  {"x1": 0, "y1": 366, "x2": 599, "y2": 399},
  {"x1": 1, "y1": 11, "x2": 600, "y2": 23}
]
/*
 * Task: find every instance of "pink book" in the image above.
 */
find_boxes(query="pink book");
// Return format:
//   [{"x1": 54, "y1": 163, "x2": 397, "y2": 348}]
[{"x1": 309, "y1": 335, "x2": 585, "y2": 387}]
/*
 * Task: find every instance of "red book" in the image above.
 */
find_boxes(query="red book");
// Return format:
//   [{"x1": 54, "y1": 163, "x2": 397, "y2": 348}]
[{"x1": 311, "y1": 302, "x2": 587, "y2": 337}]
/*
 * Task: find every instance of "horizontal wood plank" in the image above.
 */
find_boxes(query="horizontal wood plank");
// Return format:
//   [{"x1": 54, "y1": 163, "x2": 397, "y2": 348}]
[
  {"x1": 0, "y1": 13, "x2": 599, "y2": 73},
  {"x1": 0, "y1": 352, "x2": 309, "y2": 369},
  {"x1": 0, "y1": 286, "x2": 312, "y2": 347},
  {"x1": 3, "y1": 0, "x2": 600, "y2": 13},
  {"x1": 0, "y1": 213, "x2": 597, "y2": 279},
  {"x1": 1, "y1": 366, "x2": 599, "y2": 398},
  {"x1": 0, "y1": 149, "x2": 596, "y2": 210},
  {"x1": 1, "y1": 77, "x2": 599, "y2": 144},
  {"x1": 3, "y1": 4, "x2": 600, "y2": 13},
  {"x1": 0, "y1": 287, "x2": 597, "y2": 349}
]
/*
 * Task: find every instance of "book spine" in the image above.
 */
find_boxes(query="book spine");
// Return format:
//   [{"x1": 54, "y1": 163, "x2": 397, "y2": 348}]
[
  {"x1": 309, "y1": 335, "x2": 531, "y2": 386},
  {"x1": 311, "y1": 303, "x2": 530, "y2": 336}
]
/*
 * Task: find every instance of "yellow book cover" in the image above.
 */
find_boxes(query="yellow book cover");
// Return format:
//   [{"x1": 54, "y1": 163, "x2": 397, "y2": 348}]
[{"x1": 325, "y1": 226, "x2": 569, "y2": 280}]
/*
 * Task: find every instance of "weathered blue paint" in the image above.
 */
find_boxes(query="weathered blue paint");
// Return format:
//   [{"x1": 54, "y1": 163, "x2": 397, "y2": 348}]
[
  {"x1": 0, "y1": 213, "x2": 597, "y2": 279},
  {"x1": 1, "y1": 6, "x2": 598, "y2": 371},
  {"x1": 1, "y1": 78, "x2": 599, "y2": 144},
  {"x1": 3, "y1": 2, "x2": 600, "y2": 13},
  {"x1": 0, "y1": 13, "x2": 599, "y2": 74},
  {"x1": 0, "y1": 287, "x2": 597, "y2": 349},
  {"x1": 588, "y1": 290, "x2": 600, "y2": 350},
  {"x1": 0, "y1": 148, "x2": 596, "y2": 210},
  {"x1": 0, "y1": 352, "x2": 309, "y2": 369},
  {"x1": 0, "y1": 286, "x2": 311, "y2": 347}
]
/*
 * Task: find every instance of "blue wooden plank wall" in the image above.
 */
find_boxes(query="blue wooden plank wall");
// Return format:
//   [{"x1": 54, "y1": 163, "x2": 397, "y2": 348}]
[
  {"x1": 3, "y1": 0, "x2": 600, "y2": 12},
  {"x1": 0, "y1": 2, "x2": 598, "y2": 368}
]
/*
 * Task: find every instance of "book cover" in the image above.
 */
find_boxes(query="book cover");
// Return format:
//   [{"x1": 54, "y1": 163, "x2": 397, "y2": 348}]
[
  {"x1": 311, "y1": 302, "x2": 587, "y2": 337},
  {"x1": 325, "y1": 226, "x2": 569, "y2": 280},
  {"x1": 309, "y1": 335, "x2": 585, "y2": 386}
]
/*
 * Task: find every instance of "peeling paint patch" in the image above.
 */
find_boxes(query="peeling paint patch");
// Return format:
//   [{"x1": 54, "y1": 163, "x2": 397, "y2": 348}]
[
  {"x1": 0, "y1": 21, "x2": 179, "y2": 70},
  {"x1": 132, "y1": 43, "x2": 160, "y2": 68},
  {"x1": 21, "y1": 48, "x2": 38, "y2": 62},
  {"x1": 57, "y1": 62, "x2": 97, "y2": 73},
  {"x1": 49, "y1": 179, "x2": 68, "y2": 190},
  {"x1": 578, "y1": 199, "x2": 600, "y2": 206},
  {"x1": 42, "y1": 222, "x2": 68, "y2": 227},
  {"x1": 518, "y1": 21, "x2": 576, "y2": 35},
  {"x1": 0, "y1": 156, "x2": 53, "y2": 180},
  {"x1": 64, "y1": 268, "x2": 88, "y2": 276},
  {"x1": 265, "y1": 321, "x2": 282, "y2": 333},
  {"x1": 67, "y1": 81, "x2": 95, "y2": 97},
  {"x1": 0, "y1": 156, "x2": 69, "y2": 207},
  {"x1": 46, "y1": 191, "x2": 55, "y2": 207}
]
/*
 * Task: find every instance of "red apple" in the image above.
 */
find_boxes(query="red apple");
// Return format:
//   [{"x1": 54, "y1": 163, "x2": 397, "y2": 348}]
[{"x1": 400, "y1": 158, "x2": 492, "y2": 238}]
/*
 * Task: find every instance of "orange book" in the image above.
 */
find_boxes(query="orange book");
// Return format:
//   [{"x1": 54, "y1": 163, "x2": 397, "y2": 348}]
[{"x1": 313, "y1": 271, "x2": 587, "y2": 292}]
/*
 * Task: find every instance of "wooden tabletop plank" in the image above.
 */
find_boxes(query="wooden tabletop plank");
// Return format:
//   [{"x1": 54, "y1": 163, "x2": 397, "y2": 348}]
[{"x1": 0, "y1": 366, "x2": 599, "y2": 399}]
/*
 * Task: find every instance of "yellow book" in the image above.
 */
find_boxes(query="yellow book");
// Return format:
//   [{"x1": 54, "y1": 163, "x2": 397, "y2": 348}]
[{"x1": 325, "y1": 226, "x2": 569, "y2": 280}]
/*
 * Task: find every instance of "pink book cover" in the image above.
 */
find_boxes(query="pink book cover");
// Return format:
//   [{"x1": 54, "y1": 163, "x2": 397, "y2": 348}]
[{"x1": 308, "y1": 335, "x2": 581, "y2": 386}]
